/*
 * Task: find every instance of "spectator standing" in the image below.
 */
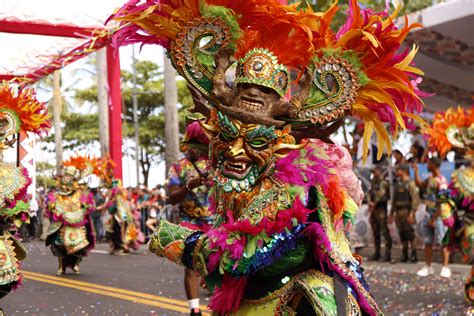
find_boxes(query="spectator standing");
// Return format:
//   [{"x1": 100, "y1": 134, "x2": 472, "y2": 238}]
[
  {"x1": 414, "y1": 157, "x2": 451, "y2": 277},
  {"x1": 368, "y1": 166, "x2": 392, "y2": 261},
  {"x1": 392, "y1": 149, "x2": 406, "y2": 167},
  {"x1": 91, "y1": 188, "x2": 106, "y2": 242}
]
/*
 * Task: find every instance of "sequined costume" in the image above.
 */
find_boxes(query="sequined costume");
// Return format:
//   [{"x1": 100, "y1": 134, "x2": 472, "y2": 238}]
[
  {"x1": 110, "y1": 0, "x2": 425, "y2": 314},
  {"x1": 440, "y1": 167, "x2": 474, "y2": 260},
  {"x1": 0, "y1": 84, "x2": 49, "y2": 299},
  {"x1": 425, "y1": 106, "x2": 474, "y2": 303},
  {"x1": 0, "y1": 163, "x2": 30, "y2": 298},
  {"x1": 45, "y1": 158, "x2": 96, "y2": 275}
]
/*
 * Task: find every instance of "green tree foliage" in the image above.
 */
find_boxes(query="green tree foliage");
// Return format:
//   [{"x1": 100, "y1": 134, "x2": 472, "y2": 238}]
[
  {"x1": 74, "y1": 60, "x2": 193, "y2": 185},
  {"x1": 291, "y1": 0, "x2": 438, "y2": 31}
]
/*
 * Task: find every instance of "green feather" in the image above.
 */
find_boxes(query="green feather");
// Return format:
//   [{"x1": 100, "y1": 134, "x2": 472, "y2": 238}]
[
  {"x1": 320, "y1": 48, "x2": 370, "y2": 86},
  {"x1": 200, "y1": 5, "x2": 242, "y2": 50}
]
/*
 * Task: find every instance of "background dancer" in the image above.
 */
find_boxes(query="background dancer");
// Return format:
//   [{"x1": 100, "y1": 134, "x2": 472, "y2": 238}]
[
  {"x1": 45, "y1": 158, "x2": 96, "y2": 275},
  {"x1": 166, "y1": 121, "x2": 212, "y2": 316}
]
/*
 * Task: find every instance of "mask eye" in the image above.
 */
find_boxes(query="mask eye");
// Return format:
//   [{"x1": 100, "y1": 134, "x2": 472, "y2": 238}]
[{"x1": 248, "y1": 138, "x2": 269, "y2": 149}]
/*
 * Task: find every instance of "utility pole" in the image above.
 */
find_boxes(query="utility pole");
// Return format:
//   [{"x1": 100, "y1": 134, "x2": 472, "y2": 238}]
[
  {"x1": 96, "y1": 48, "x2": 109, "y2": 156},
  {"x1": 132, "y1": 45, "x2": 140, "y2": 186},
  {"x1": 52, "y1": 70, "x2": 63, "y2": 173},
  {"x1": 163, "y1": 54, "x2": 179, "y2": 174}
]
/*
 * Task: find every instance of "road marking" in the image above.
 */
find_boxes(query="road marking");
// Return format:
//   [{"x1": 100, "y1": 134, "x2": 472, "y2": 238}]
[
  {"x1": 90, "y1": 249, "x2": 110, "y2": 254},
  {"x1": 23, "y1": 271, "x2": 210, "y2": 315}
]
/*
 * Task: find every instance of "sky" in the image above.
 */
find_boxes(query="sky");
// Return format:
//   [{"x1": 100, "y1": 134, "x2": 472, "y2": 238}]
[{"x1": 0, "y1": 0, "x2": 169, "y2": 188}]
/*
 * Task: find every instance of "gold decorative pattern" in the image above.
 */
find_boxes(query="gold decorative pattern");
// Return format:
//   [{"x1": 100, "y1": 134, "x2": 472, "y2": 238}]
[
  {"x1": 0, "y1": 162, "x2": 27, "y2": 207},
  {"x1": 293, "y1": 56, "x2": 360, "y2": 126},
  {"x1": 235, "y1": 48, "x2": 289, "y2": 97},
  {"x1": 0, "y1": 235, "x2": 21, "y2": 286}
]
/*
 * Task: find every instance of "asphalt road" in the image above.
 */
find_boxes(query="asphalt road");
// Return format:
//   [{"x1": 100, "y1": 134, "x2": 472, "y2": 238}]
[{"x1": 1, "y1": 240, "x2": 473, "y2": 315}]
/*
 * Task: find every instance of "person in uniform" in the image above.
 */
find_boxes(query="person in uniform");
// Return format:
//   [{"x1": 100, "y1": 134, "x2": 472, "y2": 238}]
[
  {"x1": 391, "y1": 164, "x2": 420, "y2": 263},
  {"x1": 368, "y1": 166, "x2": 392, "y2": 261}
]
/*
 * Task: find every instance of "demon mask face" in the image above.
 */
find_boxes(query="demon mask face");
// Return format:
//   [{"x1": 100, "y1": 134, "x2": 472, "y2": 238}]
[
  {"x1": 202, "y1": 110, "x2": 302, "y2": 193},
  {"x1": 54, "y1": 166, "x2": 81, "y2": 196}
]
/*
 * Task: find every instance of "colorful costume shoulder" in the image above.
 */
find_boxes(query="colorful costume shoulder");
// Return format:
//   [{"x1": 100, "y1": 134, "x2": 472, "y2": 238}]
[
  {"x1": 109, "y1": 0, "x2": 425, "y2": 314},
  {"x1": 0, "y1": 83, "x2": 49, "y2": 296}
]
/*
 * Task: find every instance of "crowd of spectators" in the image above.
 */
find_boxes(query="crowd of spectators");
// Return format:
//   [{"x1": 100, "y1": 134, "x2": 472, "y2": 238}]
[{"x1": 362, "y1": 128, "x2": 465, "y2": 278}]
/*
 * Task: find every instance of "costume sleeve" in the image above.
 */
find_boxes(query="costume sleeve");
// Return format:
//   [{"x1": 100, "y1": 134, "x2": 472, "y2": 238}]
[
  {"x1": 148, "y1": 220, "x2": 210, "y2": 276},
  {"x1": 167, "y1": 163, "x2": 183, "y2": 188}
]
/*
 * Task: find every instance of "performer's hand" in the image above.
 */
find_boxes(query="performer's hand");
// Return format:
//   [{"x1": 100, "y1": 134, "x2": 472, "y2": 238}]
[{"x1": 186, "y1": 177, "x2": 203, "y2": 190}]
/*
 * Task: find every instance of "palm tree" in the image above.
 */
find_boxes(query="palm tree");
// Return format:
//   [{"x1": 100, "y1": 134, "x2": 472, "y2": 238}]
[{"x1": 163, "y1": 55, "x2": 179, "y2": 173}]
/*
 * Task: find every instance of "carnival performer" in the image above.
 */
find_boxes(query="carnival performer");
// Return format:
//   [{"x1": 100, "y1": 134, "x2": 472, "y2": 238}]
[
  {"x1": 167, "y1": 121, "x2": 212, "y2": 316},
  {"x1": 110, "y1": 0, "x2": 425, "y2": 314},
  {"x1": 390, "y1": 164, "x2": 420, "y2": 263},
  {"x1": 45, "y1": 157, "x2": 96, "y2": 275},
  {"x1": 425, "y1": 106, "x2": 474, "y2": 303},
  {"x1": 0, "y1": 84, "x2": 49, "y2": 301},
  {"x1": 96, "y1": 158, "x2": 140, "y2": 255}
]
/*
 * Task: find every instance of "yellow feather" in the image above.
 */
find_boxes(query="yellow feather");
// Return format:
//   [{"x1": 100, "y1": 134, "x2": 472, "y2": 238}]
[
  {"x1": 395, "y1": 44, "x2": 418, "y2": 70},
  {"x1": 403, "y1": 112, "x2": 427, "y2": 125},
  {"x1": 337, "y1": 30, "x2": 363, "y2": 48},
  {"x1": 359, "y1": 87, "x2": 406, "y2": 130},
  {"x1": 382, "y1": 2, "x2": 401, "y2": 30},
  {"x1": 373, "y1": 119, "x2": 391, "y2": 159},
  {"x1": 361, "y1": 30, "x2": 380, "y2": 48},
  {"x1": 404, "y1": 65, "x2": 424, "y2": 76},
  {"x1": 361, "y1": 120, "x2": 373, "y2": 164}
]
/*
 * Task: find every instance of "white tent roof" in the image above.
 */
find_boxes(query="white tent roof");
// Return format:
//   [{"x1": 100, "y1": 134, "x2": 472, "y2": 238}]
[
  {"x1": 404, "y1": 0, "x2": 474, "y2": 112},
  {"x1": 0, "y1": 0, "x2": 125, "y2": 77}
]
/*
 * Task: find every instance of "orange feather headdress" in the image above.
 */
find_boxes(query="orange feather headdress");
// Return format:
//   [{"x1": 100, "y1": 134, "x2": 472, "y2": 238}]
[
  {"x1": 292, "y1": 0, "x2": 425, "y2": 161},
  {"x1": 110, "y1": 0, "x2": 425, "y2": 159},
  {"x1": 0, "y1": 83, "x2": 50, "y2": 138},
  {"x1": 425, "y1": 106, "x2": 474, "y2": 157}
]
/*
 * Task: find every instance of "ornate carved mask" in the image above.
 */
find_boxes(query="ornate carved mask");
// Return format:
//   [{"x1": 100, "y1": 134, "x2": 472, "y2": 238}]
[{"x1": 202, "y1": 110, "x2": 302, "y2": 193}]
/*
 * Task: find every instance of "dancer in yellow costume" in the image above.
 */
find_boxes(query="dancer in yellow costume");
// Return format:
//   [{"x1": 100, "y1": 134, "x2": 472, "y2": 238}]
[{"x1": 45, "y1": 157, "x2": 96, "y2": 275}]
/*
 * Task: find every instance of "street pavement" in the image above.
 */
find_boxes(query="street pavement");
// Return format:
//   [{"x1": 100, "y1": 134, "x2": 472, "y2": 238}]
[{"x1": 2, "y1": 240, "x2": 473, "y2": 315}]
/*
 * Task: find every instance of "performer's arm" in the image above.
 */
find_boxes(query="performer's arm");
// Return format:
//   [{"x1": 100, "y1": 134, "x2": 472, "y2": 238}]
[
  {"x1": 412, "y1": 163, "x2": 427, "y2": 191},
  {"x1": 168, "y1": 177, "x2": 203, "y2": 205},
  {"x1": 148, "y1": 220, "x2": 209, "y2": 276}
]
